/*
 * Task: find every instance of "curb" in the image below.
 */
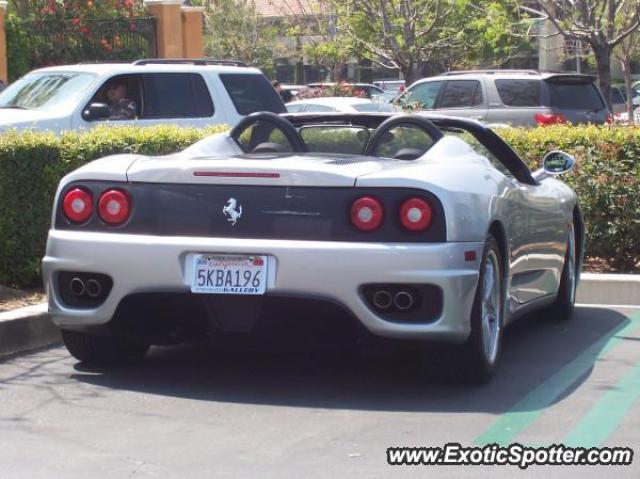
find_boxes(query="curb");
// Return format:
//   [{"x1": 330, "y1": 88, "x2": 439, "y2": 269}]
[
  {"x1": 0, "y1": 274, "x2": 638, "y2": 360},
  {"x1": 0, "y1": 303, "x2": 61, "y2": 359},
  {"x1": 577, "y1": 273, "x2": 640, "y2": 306}
]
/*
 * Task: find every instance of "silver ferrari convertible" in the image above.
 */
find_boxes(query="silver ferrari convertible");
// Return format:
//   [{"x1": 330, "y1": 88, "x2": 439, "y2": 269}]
[{"x1": 43, "y1": 112, "x2": 584, "y2": 382}]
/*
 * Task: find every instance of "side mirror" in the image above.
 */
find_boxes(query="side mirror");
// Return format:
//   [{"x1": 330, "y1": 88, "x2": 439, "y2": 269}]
[
  {"x1": 533, "y1": 150, "x2": 575, "y2": 181},
  {"x1": 542, "y1": 150, "x2": 575, "y2": 175},
  {"x1": 82, "y1": 102, "x2": 110, "y2": 121}
]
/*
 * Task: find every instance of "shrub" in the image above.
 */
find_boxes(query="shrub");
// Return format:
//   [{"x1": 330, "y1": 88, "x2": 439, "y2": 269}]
[
  {"x1": 0, "y1": 124, "x2": 638, "y2": 287},
  {"x1": 0, "y1": 125, "x2": 226, "y2": 287},
  {"x1": 497, "y1": 125, "x2": 640, "y2": 270}
]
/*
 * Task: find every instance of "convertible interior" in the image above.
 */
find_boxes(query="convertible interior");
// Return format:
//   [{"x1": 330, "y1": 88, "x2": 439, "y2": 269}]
[{"x1": 229, "y1": 112, "x2": 536, "y2": 185}]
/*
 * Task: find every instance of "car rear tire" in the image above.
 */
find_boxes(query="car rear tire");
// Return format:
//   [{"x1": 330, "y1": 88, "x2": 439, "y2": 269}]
[
  {"x1": 61, "y1": 330, "x2": 149, "y2": 365},
  {"x1": 461, "y1": 234, "x2": 504, "y2": 384},
  {"x1": 550, "y1": 228, "x2": 577, "y2": 320}
]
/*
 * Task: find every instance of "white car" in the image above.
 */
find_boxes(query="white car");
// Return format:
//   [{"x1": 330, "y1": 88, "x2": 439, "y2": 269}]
[
  {"x1": 0, "y1": 60, "x2": 285, "y2": 134},
  {"x1": 43, "y1": 112, "x2": 583, "y2": 383},
  {"x1": 286, "y1": 97, "x2": 397, "y2": 113},
  {"x1": 373, "y1": 80, "x2": 406, "y2": 92}
]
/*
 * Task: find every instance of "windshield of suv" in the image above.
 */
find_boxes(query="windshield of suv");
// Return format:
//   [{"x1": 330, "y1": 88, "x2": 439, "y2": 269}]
[{"x1": 0, "y1": 72, "x2": 97, "y2": 111}]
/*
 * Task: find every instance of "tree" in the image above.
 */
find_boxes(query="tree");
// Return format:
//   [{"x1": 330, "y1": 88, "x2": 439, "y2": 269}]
[
  {"x1": 331, "y1": 0, "x2": 534, "y2": 84},
  {"x1": 8, "y1": 0, "x2": 145, "y2": 20},
  {"x1": 278, "y1": 1, "x2": 352, "y2": 82},
  {"x1": 331, "y1": 0, "x2": 446, "y2": 85},
  {"x1": 614, "y1": 2, "x2": 640, "y2": 123},
  {"x1": 614, "y1": 35, "x2": 640, "y2": 124},
  {"x1": 204, "y1": 0, "x2": 279, "y2": 74},
  {"x1": 303, "y1": 38, "x2": 352, "y2": 82},
  {"x1": 529, "y1": 0, "x2": 640, "y2": 107},
  {"x1": 448, "y1": 0, "x2": 535, "y2": 70}
]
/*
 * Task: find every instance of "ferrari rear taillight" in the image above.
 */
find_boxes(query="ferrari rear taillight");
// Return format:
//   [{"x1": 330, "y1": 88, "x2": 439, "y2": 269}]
[
  {"x1": 62, "y1": 187, "x2": 93, "y2": 223},
  {"x1": 98, "y1": 189, "x2": 130, "y2": 225},
  {"x1": 534, "y1": 113, "x2": 567, "y2": 126},
  {"x1": 351, "y1": 196, "x2": 384, "y2": 231},
  {"x1": 399, "y1": 197, "x2": 433, "y2": 232}
]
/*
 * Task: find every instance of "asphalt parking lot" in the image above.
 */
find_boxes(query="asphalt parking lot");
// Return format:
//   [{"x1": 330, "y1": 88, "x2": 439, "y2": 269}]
[{"x1": 1, "y1": 305, "x2": 639, "y2": 478}]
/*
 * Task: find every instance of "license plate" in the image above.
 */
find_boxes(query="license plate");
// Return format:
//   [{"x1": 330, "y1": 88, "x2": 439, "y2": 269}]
[{"x1": 191, "y1": 255, "x2": 267, "y2": 295}]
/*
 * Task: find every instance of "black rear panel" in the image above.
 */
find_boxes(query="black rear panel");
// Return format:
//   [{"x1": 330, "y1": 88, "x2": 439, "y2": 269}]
[{"x1": 55, "y1": 181, "x2": 446, "y2": 242}]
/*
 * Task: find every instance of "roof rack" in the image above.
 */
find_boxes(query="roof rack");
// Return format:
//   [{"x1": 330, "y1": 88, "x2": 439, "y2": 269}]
[
  {"x1": 440, "y1": 69, "x2": 539, "y2": 76},
  {"x1": 133, "y1": 58, "x2": 249, "y2": 67}
]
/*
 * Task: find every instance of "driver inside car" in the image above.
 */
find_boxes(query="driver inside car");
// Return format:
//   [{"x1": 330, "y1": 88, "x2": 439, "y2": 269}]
[{"x1": 103, "y1": 78, "x2": 137, "y2": 120}]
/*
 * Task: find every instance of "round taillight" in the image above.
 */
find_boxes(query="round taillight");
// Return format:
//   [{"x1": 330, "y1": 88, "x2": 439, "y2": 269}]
[
  {"x1": 351, "y1": 196, "x2": 384, "y2": 232},
  {"x1": 63, "y1": 187, "x2": 93, "y2": 223},
  {"x1": 98, "y1": 189, "x2": 131, "y2": 225},
  {"x1": 400, "y1": 197, "x2": 433, "y2": 232}
]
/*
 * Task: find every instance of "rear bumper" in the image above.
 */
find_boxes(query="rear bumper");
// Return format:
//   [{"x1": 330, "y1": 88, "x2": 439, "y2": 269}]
[{"x1": 43, "y1": 230, "x2": 482, "y2": 343}]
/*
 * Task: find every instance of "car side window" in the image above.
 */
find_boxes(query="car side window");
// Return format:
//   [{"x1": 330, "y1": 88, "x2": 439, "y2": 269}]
[
  {"x1": 141, "y1": 73, "x2": 214, "y2": 119},
  {"x1": 404, "y1": 81, "x2": 444, "y2": 109},
  {"x1": 611, "y1": 88, "x2": 626, "y2": 104},
  {"x1": 495, "y1": 79, "x2": 542, "y2": 107},
  {"x1": 438, "y1": 80, "x2": 483, "y2": 108},
  {"x1": 85, "y1": 74, "x2": 143, "y2": 121},
  {"x1": 219, "y1": 73, "x2": 287, "y2": 115}
]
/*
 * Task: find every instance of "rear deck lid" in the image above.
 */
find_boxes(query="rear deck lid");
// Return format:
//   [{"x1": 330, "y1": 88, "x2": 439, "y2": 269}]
[{"x1": 126, "y1": 153, "x2": 405, "y2": 187}]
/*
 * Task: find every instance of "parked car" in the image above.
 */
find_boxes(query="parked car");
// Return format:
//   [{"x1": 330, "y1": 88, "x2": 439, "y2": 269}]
[
  {"x1": 286, "y1": 97, "x2": 397, "y2": 113},
  {"x1": 0, "y1": 59, "x2": 285, "y2": 134},
  {"x1": 307, "y1": 82, "x2": 386, "y2": 99},
  {"x1": 610, "y1": 85, "x2": 640, "y2": 114},
  {"x1": 43, "y1": 111, "x2": 583, "y2": 383},
  {"x1": 373, "y1": 79, "x2": 406, "y2": 93},
  {"x1": 395, "y1": 70, "x2": 610, "y2": 126},
  {"x1": 280, "y1": 84, "x2": 312, "y2": 102},
  {"x1": 612, "y1": 109, "x2": 640, "y2": 125},
  {"x1": 372, "y1": 80, "x2": 406, "y2": 102}
]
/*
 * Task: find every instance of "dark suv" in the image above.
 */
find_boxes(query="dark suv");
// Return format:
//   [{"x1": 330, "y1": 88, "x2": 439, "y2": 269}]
[{"x1": 396, "y1": 70, "x2": 610, "y2": 126}]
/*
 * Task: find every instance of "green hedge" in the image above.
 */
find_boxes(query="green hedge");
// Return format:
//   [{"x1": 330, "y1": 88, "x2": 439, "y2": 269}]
[
  {"x1": 0, "y1": 124, "x2": 638, "y2": 287},
  {"x1": 0, "y1": 125, "x2": 226, "y2": 287},
  {"x1": 497, "y1": 125, "x2": 640, "y2": 270}
]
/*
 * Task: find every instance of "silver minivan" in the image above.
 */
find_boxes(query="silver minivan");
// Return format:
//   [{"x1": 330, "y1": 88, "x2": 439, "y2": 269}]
[{"x1": 396, "y1": 70, "x2": 610, "y2": 126}]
